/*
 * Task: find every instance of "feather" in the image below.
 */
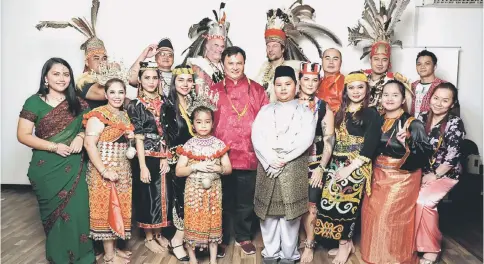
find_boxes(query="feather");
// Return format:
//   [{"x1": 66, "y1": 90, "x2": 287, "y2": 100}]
[
  {"x1": 181, "y1": 36, "x2": 206, "y2": 64},
  {"x1": 391, "y1": 39, "x2": 403, "y2": 48},
  {"x1": 295, "y1": 22, "x2": 342, "y2": 46},
  {"x1": 36, "y1": 21, "x2": 72, "y2": 30},
  {"x1": 387, "y1": 0, "x2": 398, "y2": 15},
  {"x1": 212, "y1": 10, "x2": 219, "y2": 22},
  {"x1": 364, "y1": 0, "x2": 379, "y2": 20},
  {"x1": 285, "y1": 38, "x2": 309, "y2": 61},
  {"x1": 360, "y1": 47, "x2": 372, "y2": 60},
  {"x1": 386, "y1": 0, "x2": 410, "y2": 34},
  {"x1": 358, "y1": 18, "x2": 377, "y2": 39},
  {"x1": 81, "y1": 17, "x2": 95, "y2": 37},
  {"x1": 72, "y1": 17, "x2": 94, "y2": 37},
  {"x1": 91, "y1": 0, "x2": 100, "y2": 34},
  {"x1": 348, "y1": 28, "x2": 375, "y2": 44},
  {"x1": 362, "y1": 11, "x2": 378, "y2": 33},
  {"x1": 288, "y1": 0, "x2": 303, "y2": 10},
  {"x1": 298, "y1": 30, "x2": 324, "y2": 58}
]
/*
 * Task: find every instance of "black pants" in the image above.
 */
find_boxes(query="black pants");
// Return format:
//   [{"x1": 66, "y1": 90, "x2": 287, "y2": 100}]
[{"x1": 221, "y1": 169, "x2": 257, "y2": 244}]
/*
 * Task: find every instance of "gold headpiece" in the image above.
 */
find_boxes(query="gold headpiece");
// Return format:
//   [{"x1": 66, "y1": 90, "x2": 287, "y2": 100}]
[
  {"x1": 36, "y1": 0, "x2": 106, "y2": 59},
  {"x1": 92, "y1": 62, "x2": 130, "y2": 86},
  {"x1": 140, "y1": 61, "x2": 159, "y2": 71},
  {"x1": 172, "y1": 67, "x2": 194, "y2": 75},
  {"x1": 186, "y1": 84, "x2": 219, "y2": 116},
  {"x1": 344, "y1": 73, "x2": 368, "y2": 84}
]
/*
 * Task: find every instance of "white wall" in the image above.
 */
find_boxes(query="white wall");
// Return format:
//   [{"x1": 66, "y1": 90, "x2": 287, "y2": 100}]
[{"x1": 1, "y1": 0, "x2": 482, "y2": 184}]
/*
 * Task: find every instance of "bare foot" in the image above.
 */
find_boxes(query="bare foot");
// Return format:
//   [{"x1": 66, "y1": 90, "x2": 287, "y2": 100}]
[
  {"x1": 301, "y1": 247, "x2": 314, "y2": 263},
  {"x1": 103, "y1": 254, "x2": 130, "y2": 264},
  {"x1": 328, "y1": 248, "x2": 338, "y2": 256},
  {"x1": 115, "y1": 249, "x2": 132, "y2": 259},
  {"x1": 155, "y1": 234, "x2": 169, "y2": 248},
  {"x1": 332, "y1": 241, "x2": 355, "y2": 264},
  {"x1": 421, "y1": 253, "x2": 438, "y2": 263},
  {"x1": 189, "y1": 258, "x2": 198, "y2": 264},
  {"x1": 145, "y1": 239, "x2": 165, "y2": 253}
]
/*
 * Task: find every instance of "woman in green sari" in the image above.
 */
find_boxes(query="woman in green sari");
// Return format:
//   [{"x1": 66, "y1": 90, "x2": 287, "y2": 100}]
[{"x1": 17, "y1": 58, "x2": 95, "y2": 263}]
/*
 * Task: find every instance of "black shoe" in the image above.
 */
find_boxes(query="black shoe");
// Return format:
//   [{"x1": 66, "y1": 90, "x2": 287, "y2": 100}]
[
  {"x1": 217, "y1": 244, "x2": 226, "y2": 258},
  {"x1": 168, "y1": 240, "x2": 190, "y2": 261}
]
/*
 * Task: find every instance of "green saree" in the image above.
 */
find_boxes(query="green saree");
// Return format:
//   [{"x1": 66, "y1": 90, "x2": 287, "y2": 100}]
[{"x1": 20, "y1": 95, "x2": 95, "y2": 264}]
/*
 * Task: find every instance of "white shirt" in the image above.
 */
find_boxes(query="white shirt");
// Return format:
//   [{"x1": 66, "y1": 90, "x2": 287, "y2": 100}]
[{"x1": 414, "y1": 82, "x2": 432, "y2": 117}]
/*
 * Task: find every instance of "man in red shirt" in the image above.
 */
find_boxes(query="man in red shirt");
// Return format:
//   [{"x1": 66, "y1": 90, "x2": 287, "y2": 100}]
[
  {"x1": 316, "y1": 48, "x2": 345, "y2": 113},
  {"x1": 211, "y1": 46, "x2": 269, "y2": 257}
]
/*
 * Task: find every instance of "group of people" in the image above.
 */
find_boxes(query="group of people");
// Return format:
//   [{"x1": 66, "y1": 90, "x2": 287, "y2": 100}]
[{"x1": 19, "y1": 1, "x2": 467, "y2": 264}]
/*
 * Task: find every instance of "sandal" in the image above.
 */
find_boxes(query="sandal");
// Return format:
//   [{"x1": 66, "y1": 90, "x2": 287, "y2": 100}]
[
  {"x1": 420, "y1": 258, "x2": 437, "y2": 264},
  {"x1": 168, "y1": 239, "x2": 190, "y2": 261}
]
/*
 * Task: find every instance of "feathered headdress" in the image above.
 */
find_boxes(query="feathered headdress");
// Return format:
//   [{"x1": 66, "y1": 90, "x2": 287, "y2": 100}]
[
  {"x1": 265, "y1": 0, "x2": 342, "y2": 61},
  {"x1": 186, "y1": 84, "x2": 219, "y2": 116},
  {"x1": 347, "y1": 0, "x2": 410, "y2": 60},
  {"x1": 181, "y1": 2, "x2": 232, "y2": 64},
  {"x1": 35, "y1": 0, "x2": 106, "y2": 59}
]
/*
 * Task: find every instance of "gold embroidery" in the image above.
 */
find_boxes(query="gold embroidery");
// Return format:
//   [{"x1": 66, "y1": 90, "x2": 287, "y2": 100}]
[{"x1": 314, "y1": 219, "x2": 344, "y2": 240}]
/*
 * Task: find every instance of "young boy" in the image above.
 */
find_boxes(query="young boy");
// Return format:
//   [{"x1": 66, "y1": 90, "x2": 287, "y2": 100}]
[{"x1": 251, "y1": 65, "x2": 317, "y2": 264}]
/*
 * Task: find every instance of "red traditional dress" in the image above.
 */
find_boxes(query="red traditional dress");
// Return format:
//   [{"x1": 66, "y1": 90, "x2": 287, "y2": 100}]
[{"x1": 316, "y1": 72, "x2": 345, "y2": 113}]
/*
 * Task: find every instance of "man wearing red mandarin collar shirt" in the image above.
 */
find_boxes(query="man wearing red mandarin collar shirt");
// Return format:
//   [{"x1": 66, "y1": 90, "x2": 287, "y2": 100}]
[{"x1": 211, "y1": 46, "x2": 269, "y2": 257}]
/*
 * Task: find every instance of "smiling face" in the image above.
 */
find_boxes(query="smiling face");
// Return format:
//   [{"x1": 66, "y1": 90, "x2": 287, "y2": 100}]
[
  {"x1": 266, "y1": 41, "x2": 284, "y2": 62},
  {"x1": 175, "y1": 73, "x2": 194, "y2": 96},
  {"x1": 299, "y1": 74, "x2": 320, "y2": 96},
  {"x1": 382, "y1": 83, "x2": 405, "y2": 112},
  {"x1": 430, "y1": 88, "x2": 454, "y2": 115},
  {"x1": 44, "y1": 63, "x2": 71, "y2": 93},
  {"x1": 223, "y1": 53, "x2": 245, "y2": 81},
  {"x1": 105, "y1": 81, "x2": 126, "y2": 109},
  {"x1": 193, "y1": 110, "x2": 213, "y2": 137},
  {"x1": 416, "y1": 55, "x2": 436, "y2": 79},
  {"x1": 274, "y1": 76, "x2": 297, "y2": 102},
  {"x1": 370, "y1": 54, "x2": 390, "y2": 75},
  {"x1": 346, "y1": 81, "x2": 367, "y2": 104},
  {"x1": 139, "y1": 69, "x2": 159, "y2": 93},
  {"x1": 155, "y1": 49, "x2": 174, "y2": 70},
  {"x1": 205, "y1": 38, "x2": 226, "y2": 62}
]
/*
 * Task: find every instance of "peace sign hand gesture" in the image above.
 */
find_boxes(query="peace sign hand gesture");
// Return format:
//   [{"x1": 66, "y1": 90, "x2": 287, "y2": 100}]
[{"x1": 396, "y1": 120, "x2": 407, "y2": 146}]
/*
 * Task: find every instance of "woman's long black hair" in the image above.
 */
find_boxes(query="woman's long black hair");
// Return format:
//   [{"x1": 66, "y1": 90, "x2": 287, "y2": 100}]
[
  {"x1": 37, "y1": 57, "x2": 82, "y2": 116},
  {"x1": 163, "y1": 65, "x2": 195, "y2": 143},
  {"x1": 334, "y1": 71, "x2": 371, "y2": 128}
]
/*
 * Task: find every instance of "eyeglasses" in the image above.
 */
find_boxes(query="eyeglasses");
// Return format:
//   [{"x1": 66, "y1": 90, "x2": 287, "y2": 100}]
[{"x1": 158, "y1": 51, "x2": 174, "y2": 58}]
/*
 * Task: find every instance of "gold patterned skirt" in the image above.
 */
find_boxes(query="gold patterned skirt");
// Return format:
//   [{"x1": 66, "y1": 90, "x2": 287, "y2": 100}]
[
  {"x1": 360, "y1": 155, "x2": 420, "y2": 264},
  {"x1": 315, "y1": 152, "x2": 372, "y2": 241},
  {"x1": 87, "y1": 141, "x2": 132, "y2": 240},
  {"x1": 183, "y1": 173, "x2": 222, "y2": 247}
]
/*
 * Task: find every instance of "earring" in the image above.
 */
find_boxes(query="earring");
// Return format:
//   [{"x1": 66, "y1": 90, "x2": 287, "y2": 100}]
[{"x1": 44, "y1": 81, "x2": 49, "y2": 88}]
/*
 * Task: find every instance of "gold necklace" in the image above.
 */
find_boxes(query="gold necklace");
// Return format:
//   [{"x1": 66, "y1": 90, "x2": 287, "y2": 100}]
[{"x1": 223, "y1": 79, "x2": 249, "y2": 120}]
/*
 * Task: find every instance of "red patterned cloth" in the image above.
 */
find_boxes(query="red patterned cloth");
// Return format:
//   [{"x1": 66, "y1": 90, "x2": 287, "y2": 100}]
[{"x1": 211, "y1": 76, "x2": 269, "y2": 170}]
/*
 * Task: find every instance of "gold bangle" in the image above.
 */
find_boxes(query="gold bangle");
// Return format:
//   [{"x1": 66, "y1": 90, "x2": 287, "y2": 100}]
[
  {"x1": 76, "y1": 132, "x2": 85, "y2": 139},
  {"x1": 48, "y1": 142, "x2": 58, "y2": 152}
]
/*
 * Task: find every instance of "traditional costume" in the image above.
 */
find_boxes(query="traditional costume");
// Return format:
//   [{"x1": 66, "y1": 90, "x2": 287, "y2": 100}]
[
  {"x1": 127, "y1": 62, "x2": 172, "y2": 229},
  {"x1": 252, "y1": 66, "x2": 317, "y2": 263},
  {"x1": 161, "y1": 66, "x2": 197, "y2": 231},
  {"x1": 347, "y1": 0, "x2": 413, "y2": 113},
  {"x1": 256, "y1": 2, "x2": 341, "y2": 103},
  {"x1": 182, "y1": 2, "x2": 232, "y2": 89},
  {"x1": 82, "y1": 65, "x2": 134, "y2": 241},
  {"x1": 157, "y1": 38, "x2": 175, "y2": 98},
  {"x1": 176, "y1": 87, "x2": 229, "y2": 248},
  {"x1": 20, "y1": 97, "x2": 94, "y2": 263},
  {"x1": 411, "y1": 77, "x2": 446, "y2": 117},
  {"x1": 211, "y1": 64, "x2": 269, "y2": 247},
  {"x1": 314, "y1": 73, "x2": 381, "y2": 242},
  {"x1": 316, "y1": 71, "x2": 345, "y2": 113},
  {"x1": 360, "y1": 110, "x2": 433, "y2": 264},
  {"x1": 415, "y1": 113, "x2": 465, "y2": 255},
  {"x1": 35, "y1": 0, "x2": 109, "y2": 109}
]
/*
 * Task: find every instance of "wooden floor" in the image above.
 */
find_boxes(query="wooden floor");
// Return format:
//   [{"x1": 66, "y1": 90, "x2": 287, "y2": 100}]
[{"x1": 1, "y1": 187, "x2": 482, "y2": 264}]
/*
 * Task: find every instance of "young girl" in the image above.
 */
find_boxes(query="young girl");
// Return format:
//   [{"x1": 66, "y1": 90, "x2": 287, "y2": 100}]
[{"x1": 175, "y1": 90, "x2": 232, "y2": 264}]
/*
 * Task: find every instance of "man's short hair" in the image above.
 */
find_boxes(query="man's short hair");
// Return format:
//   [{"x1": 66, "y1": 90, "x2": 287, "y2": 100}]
[
  {"x1": 222, "y1": 46, "x2": 246, "y2": 63},
  {"x1": 416, "y1": 50, "x2": 437, "y2": 65}
]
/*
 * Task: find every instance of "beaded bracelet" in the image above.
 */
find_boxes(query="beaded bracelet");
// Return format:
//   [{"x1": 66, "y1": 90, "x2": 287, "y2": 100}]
[{"x1": 48, "y1": 142, "x2": 58, "y2": 153}]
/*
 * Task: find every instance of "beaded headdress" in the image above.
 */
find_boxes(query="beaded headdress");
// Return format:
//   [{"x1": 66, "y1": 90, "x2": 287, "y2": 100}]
[
  {"x1": 140, "y1": 61, "x2": 159, "y2": 71},
  {"x1": 300, "y1": 62, "x2": 322, "y2": 76},
  {"x1": 186, "y1": 85, "x2": 219, "y2": 116},
  {"x1": 92, "y1": 62, "x2": 130, "y2": 86},
  {"x1": 172, "y1": 66, "x2": 194, "y2": 75},
  {"x1": 35, "y1": 0, "x2": 106, "y2": 59},
  {"x1": 347, "y1": 0, "x2": 410, "y2": 60},
  {"x1": 264, "y1": 0, "x2": 342, "y2": 61}
]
